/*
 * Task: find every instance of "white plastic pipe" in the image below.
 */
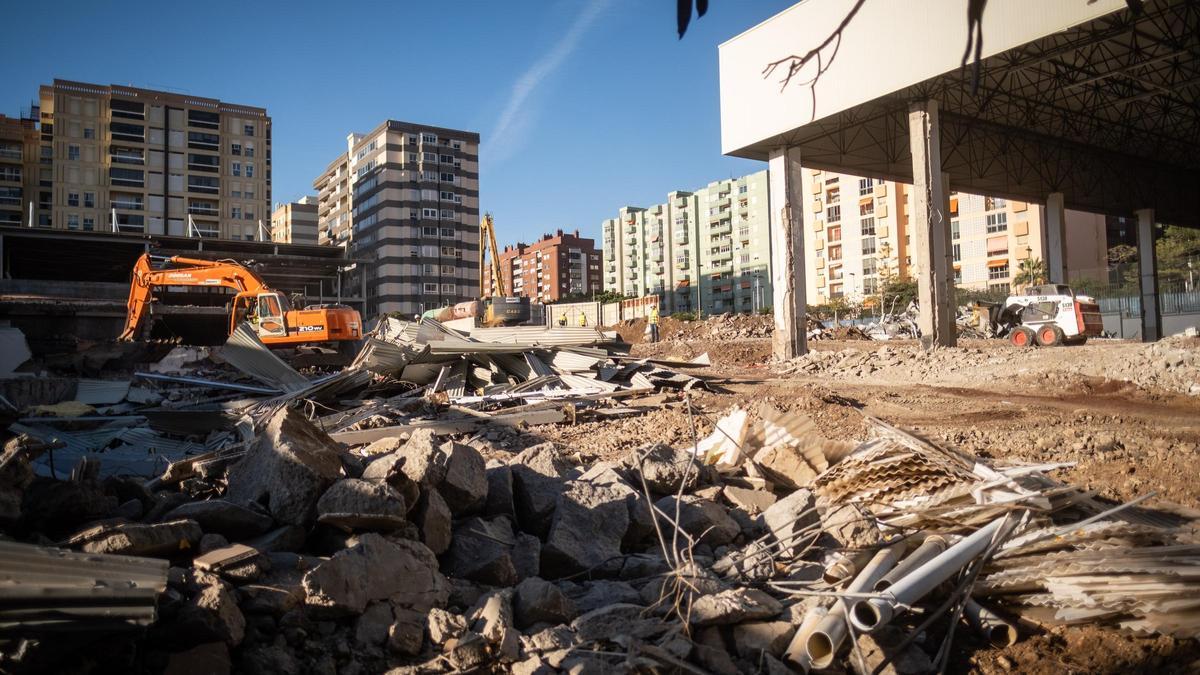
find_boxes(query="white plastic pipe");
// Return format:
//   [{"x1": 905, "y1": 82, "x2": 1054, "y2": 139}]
[
  {"x1": 873, "y1": 535, "x2": 947, "y2": 591},
  {"x1": 783, "y1": 604, "x2": 828, "y2": 673},
  {"x1": 849, "y1": 515, "x2": 1008, "y2": 634},
  {"x1": 806, "y1": 542, "x2": 904, "y2": 669},
  {"x1": 964, "y1": 597, "x2": 1018, "y2": 647}
]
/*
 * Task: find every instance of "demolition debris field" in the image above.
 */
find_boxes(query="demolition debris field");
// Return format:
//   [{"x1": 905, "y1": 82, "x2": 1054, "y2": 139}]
[{"x1": 0, "y1": 314, "x2": 1197, "y2": 674}]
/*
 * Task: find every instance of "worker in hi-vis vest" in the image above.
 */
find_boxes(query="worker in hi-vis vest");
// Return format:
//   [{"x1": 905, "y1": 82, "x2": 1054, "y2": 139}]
[
  {"x1": 558, "y1": 311, "x2": 567, "y2": 326},
  {"x1": 578, "y1": 313, "x2": 587, "y2": 327},
  {"x1": 648, "y1": 305, "x2": 660, "y2": 343}
]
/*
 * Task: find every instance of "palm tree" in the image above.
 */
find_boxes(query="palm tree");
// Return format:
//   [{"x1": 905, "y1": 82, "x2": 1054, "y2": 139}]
[{"x1": 1013, "y1": 257, "x2": 1047, "y2": 290}]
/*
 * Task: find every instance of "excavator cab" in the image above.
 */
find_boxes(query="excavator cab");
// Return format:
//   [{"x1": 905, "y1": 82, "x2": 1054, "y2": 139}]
[{"x1": 255, "y1": 292, "x2": 289, "y2": 338}]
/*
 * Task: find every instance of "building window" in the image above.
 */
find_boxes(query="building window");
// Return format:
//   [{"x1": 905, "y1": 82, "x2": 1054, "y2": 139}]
[
  {"x1": 858, "y1": 178, "x2": 872, "y2": 196},
  {"x1": 827, "y1": 225, "x2": 841, "y2": 242},
  {"x1": 245, "y1": 163, "x2": 254, "y2": 178},
  {"x1": 862, "y1": 236, "x2": 876, "y2": 255},
  {"x1": 863, "y1": 277, "x2": 878, "y2": 294},
  {"x1": 422, "y1": 208, "x2": 439, "y2": 219},
  {"x1": 954, "y1": 269, "x2": 963, "y2": 285},
  {"x1": 985, "y1": 196, "x2": 1006, "y2": 210},
  {"x1": 441, "y1": 283, "x2": 455, "y2": 293},
  {"x1": 423, "y1": 283, "x2": 438, "y2": 293},
  {"x1": 231, "y1": 143, "x2": 241, "y2": 156},
  {"x1": 829, "y1": 282, "x2": 843, "y2": 298},
  {"x1": 68, "y1": 192, "x2": 79, "y2": 207},
  {"x1": 245, "y1": 208, "x2": 254, "y2": 220},
  {"x1": 439, "y1": 227, "x2": 454, "y2": 238},
  {"x1": 83, "y1": 127, "x2": 94, "y2": 139},
  {"x1": 422, "y1": 226, "x2": 438, "y2": 236},
  {"x1": 986, "y1": 212, "x2": 1007, "y2": 233},
  {"x1": 408, "y1": 153, "x2": 418, "y2": 163},
  {"x1": 826, "y1": 205, "x2": 841, "y2": 222},
  {"x1": 989, "y1": 262, "x2": 1010, "y2": 280},
  {"x1": 244, "y1": 124, "x2": 254, "y2": 136},
  {"x1": 231, "y1": 206, "x2": 241, "y2": 219},
  {"x1": 68, "y1": 145, "x2": 80, "y2": 161},
  {"x1": 422, "y1": 152, "x2": 437, "y2": 162},
  {"x1": 422, "y1": 133, "x2": 437, "y2": 144},
  {"x1": 828, "y1": 245, "x2": 842, "y2": 261},
  {"x1": 860, "y1": 200, "x2": 874, "y2": 217},
  {"x1": 84, "y1": 192, "x2": 95, "y2": 208},
  {"x1": 952, "y1": 243, "x2": 961, "y2": 262},
  {"x1": 232, "y1": 162, "x2": 241, "y2": 176},
  {"x1": 951, "y1": 219, "x2": 960, "y2": 239},
  {"x1": 826, "y1": 186, "x2": 840, "y2": 203},
  {"x1": 83, "y1": 217, "x2": 94, "y2": 231},
  {"x1": 861, "y1": 217, "x2": 875, "y2": 236},
  {"x1": 67, "y1": 214, "x2": 79, "y2": 230}
]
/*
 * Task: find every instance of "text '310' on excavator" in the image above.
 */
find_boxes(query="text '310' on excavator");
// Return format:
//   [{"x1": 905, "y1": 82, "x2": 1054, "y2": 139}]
[{"x1": 120, "y1": 253, "x2": 362, "y2": 347}]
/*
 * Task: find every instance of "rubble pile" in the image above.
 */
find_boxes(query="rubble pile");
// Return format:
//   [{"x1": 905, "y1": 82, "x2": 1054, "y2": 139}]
[
  {"x1": 1071, "y1": 335, "x2": 1200, "y2": 396},
  {"x1": 1, "y1": 319, "x2": 1198, "y2": 674}
]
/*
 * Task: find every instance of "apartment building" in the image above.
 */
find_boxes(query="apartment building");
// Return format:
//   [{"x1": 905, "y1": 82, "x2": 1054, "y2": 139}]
[
  {"x1": 484, "y1": 229, "x2": 601, "y2": 303},
  {"x1": 313, "y1": 121, "x2": 480, "y2": 318},
  {"x1": 0, "y1": 114, "x2": 38, "y2": 226},
  {"x1": 34, "y1": 80, "x2": 271, "y2": 239},
  {"x1": 602, "y1": 170, "x2": 772, "y2": 315},
  {"x1": 803, "y1": 169, "x2": 1109, "y2": 304},
  {"x1": 270, "y1": 196, "x2": 319, "y2": 244}
]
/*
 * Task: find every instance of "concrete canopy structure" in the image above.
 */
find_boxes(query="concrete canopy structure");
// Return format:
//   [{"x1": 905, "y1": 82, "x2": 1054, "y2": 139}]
[{"x1": 720, "y1": 0, "x2": 1200, "y2": 354}]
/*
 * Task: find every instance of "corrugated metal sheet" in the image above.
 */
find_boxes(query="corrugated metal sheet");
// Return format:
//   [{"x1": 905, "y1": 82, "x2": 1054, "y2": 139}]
[
  {"x1": 221, "y1": 322, "x2": 312, "y2": 392},
  {"x1": 547, "y1": 350, "x2": 602, "y2": 373},
  {"x1": 0, "y1": 540, "x2": 167, "y2": 631},
  {"x1": 525, "y1": 352, "x2": 556, "y2": 377},
  {"x1": 74, "y1": 380, "x2": 132, "y2": 405},
  {"x1": 468, "y1": 325, "x2": 613, "y2": 347}
]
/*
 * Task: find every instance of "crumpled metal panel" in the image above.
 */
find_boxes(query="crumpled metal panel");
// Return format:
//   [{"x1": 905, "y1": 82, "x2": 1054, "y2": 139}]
[
  {"x1": 74, "y1": 380, "x2": 132, "y2": 405},
  {"x1": 220, "y1": 322, "x2": 312, "y2": 393}
]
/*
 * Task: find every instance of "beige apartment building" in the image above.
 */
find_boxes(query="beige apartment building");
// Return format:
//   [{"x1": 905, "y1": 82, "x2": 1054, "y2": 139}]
[
  {"x1": 271, "y1": 196, "x2": 318, "y2": 244},
  {"x1": 803, "y1": 169, "x2": 1109, "y2": 305},
  {"x1": 33, "y1": 80, "x2": 271, "y2": 239},
  {"x1": 603, "y1": 170, "x2": 773, "y2": 314},
  {"x1": 313, "y1": 121, "x2": 480, "y2": 318},
  {"x1": 0, "y1": 114, "x2": 38, "y2": 226}
]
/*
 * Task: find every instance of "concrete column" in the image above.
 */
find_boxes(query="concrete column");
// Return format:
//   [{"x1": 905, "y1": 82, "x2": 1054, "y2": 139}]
[
  {"x1": 1135, "y1": 208, "x2": 1160, "y2": 342},
  {"x1": 908, "y1": 100, "x2": 956, "y2": 349},
  {"x1": 1045, "y1": 192, "x2": 1067, "y2": 283},
  {"x1": 767, "y1": 145, "x2": 807, "y2": 359}
]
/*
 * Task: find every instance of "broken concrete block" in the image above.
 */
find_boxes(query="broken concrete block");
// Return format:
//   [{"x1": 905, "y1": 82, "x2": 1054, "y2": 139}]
[
  {"x1": 510, "y1": 443, "x2": 576, "y2": 537},
  {"x1": 164, "y1": 642, "x2": 231, "y2": 675},
  {"x1": 354, "y1": 601, "x2": 394, "y2": 647},
  {"x1": 226, "y1": 407, "x2": 343, "y2": 527},
  {"x1": 443, "y1": 516, "x2": 520, "y2": 586},
  {"x1": 513, "y1": 532, "x2": 541, "y2": 581},
  {"x1": 851, "y1": 626, "x2": 934, "y2": 675},
  {"x1": 70, "y1": 519, "x2": 202, "y2": 558},
  {"x1": 723, "y1": 486, "x2": 777, "y2": 515},
  {"x1": 820, "y1": 502, "x2": 882, "y2": 549},
  {"x1": 654, "y1": 495, "x2": 740, "y2": 547},
  {"x1": 239, "y1": 584, "x2": 303, "y2": 616},
  {"x1": 565, "y1": 580, "x2": 643, "y2": 614},
  {"x1": 571, "y1": 603, "x2": 661, "y2": 642},
  {"x1": 692, "y1": 642, "x2": 739, "y2": 675},
  {"x1": 471, "y1": 589, "x2": 520, "y2": 662},
  {"x1": 360, "y1": 453, "x2": 419, "y2": 510},
  {"x1": 427, "y1": 608, "x2": 469, "y2": 646},
  {"x1": 445, "y1": 631, "x2": 490, "y2": 671},
  {"x1": 761, "y1": 488, "x2": 817, "y2": 555},
  {"x1": 485, "y1": 465, "x2": 516, "y2": 518},
  {"x1": 580, "y1": 464, "x2": 655, "y2": 547},
  {"x1": 412, "y1": 487, "x2": 452, "y2": 555},
  {"x1": 303, "y1": 533, "x2": 447, "y2": 615},
  {"x1": 243, "y1": 525, "x2": 306, "y2": 553},
  {"x1": 388, "y1": 607, "x2": 427, "y2": 656},
  {"x1": 316, "y1": 478, "x2": 407, "y2": 532},
  {"x1": 513, "y1": 577, "x2": 577, "y2": 629},
  {"x1": 437, "y1": 441, "x2": 488, "y2": 516},
  {"x1": 161, "y1": 499, "x2": 273, "y2": 540},
  {"x1": 638, "y1": 562, "x2": 723, "y2": 609},
  {"x1": 174, "y1": 573, "x2": 246, "y2": 646},
  {"x1": 732, "y1": 621, "x2": 795, "y2": 659},
  {"x1": 620, "y1": 442, "x2": 701, "y2": 494},
  {"x1": 753, "y1": 444, "x2": 820, "y2": 489},
  {"x1": 394, "y1": 428, "x2": 447, "y2": 486},
  {"x1": 521, "y1": 624, "x2": 576, "y2": 654},
  {"x1": 689, "y1": 588, "x2": 782, "y2": 626},
  {"x1": 542, "y1": 482, "x2": 629, "y2": 577}
]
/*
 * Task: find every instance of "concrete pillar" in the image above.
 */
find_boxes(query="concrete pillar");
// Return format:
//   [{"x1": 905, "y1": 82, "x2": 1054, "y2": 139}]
[
  {"x1": 1135, "y1": 208, "x2": 1160, "y2": 342},
  {"x1": 767, "y1": 145, "x2": 807, "y2": 359},
  {"x1": 908, "y1": 100, "x2": 956, "y2": 349},
  {"x1": 1045, "y1": 192, "x2": 1067, "y2": 283}
]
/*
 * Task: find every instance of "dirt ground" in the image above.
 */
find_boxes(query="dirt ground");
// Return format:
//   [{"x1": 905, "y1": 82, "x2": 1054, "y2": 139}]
[{"x1": 539, "y1": 315, "x2": 1200, "y2": 673}]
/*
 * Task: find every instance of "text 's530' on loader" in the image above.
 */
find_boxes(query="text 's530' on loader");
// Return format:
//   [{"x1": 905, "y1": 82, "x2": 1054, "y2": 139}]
[{"x1": 119, "y1": 253, "x2": 362, "y2": 347}]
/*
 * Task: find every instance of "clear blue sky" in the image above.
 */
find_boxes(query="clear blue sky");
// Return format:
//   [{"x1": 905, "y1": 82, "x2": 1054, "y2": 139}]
[{"x1": 0, "y1": 0, "x2": 795, "y2": 248}]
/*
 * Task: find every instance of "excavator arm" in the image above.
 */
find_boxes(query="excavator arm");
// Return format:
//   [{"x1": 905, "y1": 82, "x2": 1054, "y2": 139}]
[
  {"x1": 119, "y1": 253, "x2": 269, "y2": 340},
  {"x1": 480, "y1": 213, "x2": 506, "y2": 297}
]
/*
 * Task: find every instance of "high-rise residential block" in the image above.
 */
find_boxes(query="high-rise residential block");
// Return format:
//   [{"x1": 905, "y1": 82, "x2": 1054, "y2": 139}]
[
  {"x1": 271, "y1": 196, "x2": 319, "y2": 244},
  {"x1": 603, "y1": 170, "x2": 773, "y2": 315},
  {"x1": 0, "y1": 114, "x2": 38, "y2": 226},
  {"x1": 313, "y1": 121, "x2": 480, "y2": 318},
  {"x1": 483, "y1": 229, "x2": 601, "y2": 303},
  {"x1": 34, "y1": 79, "x2": 271, "y2": 239},
  {"x1": 803, "y1": 169, "x2": 1108, "y2": 305}
]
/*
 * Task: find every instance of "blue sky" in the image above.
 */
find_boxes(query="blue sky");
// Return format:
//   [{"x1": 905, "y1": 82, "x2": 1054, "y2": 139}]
[{"x1": 0, "y1": 0, "x2": 795, "y2": 248}]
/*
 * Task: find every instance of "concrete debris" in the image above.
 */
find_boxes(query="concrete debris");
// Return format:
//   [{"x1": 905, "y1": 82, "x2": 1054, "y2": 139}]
[{"x1": 4, "y1": 313, "x2": 1198, "y2": 673}]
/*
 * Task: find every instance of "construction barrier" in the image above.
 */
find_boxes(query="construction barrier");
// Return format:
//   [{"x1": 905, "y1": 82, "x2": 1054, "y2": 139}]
[{"x1": 548, "y1": 295, "x2": 662, "y2": 328}]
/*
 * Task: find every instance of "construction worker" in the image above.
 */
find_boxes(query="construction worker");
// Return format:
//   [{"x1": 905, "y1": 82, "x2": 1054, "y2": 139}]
[
  {"x1": 648, "y1": 305, "x2": 660, "y2": 343},
  {"x1": 559, "y1": 311, "x2": 568, "y2": 327},
  {"x1": 578, "y1": 313, "x2": 588, "y2": 327}
]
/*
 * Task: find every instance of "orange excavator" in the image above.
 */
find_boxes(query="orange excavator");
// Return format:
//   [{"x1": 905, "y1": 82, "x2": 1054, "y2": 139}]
[{"x1": 120, "y1": 253, "x2": 362, "y2": 347}]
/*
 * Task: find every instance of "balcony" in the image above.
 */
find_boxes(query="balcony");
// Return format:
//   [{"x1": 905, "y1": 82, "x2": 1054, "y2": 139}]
[
  {"x1": 710, "y1": 221, "x2": 732, "y2": 235},
  {"x1": 710, "y1": 263, "x2": 733, "y2": 275}
]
